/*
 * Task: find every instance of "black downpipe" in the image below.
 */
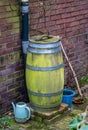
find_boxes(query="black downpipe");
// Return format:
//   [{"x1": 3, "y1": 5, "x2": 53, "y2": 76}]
[{"x1": 21, "y1": 0, "x2": 29, "y2": 102}]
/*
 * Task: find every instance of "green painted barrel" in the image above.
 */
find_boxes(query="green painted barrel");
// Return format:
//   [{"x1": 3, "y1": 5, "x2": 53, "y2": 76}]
[{"x1": 26, "y1": 35, "x2": 64, "y2": 112}]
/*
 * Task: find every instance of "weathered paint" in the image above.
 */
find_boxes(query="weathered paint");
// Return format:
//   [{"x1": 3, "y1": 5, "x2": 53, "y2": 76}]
[{"x1": 26, "y1": 36, "x2": 64, "y2": 111}]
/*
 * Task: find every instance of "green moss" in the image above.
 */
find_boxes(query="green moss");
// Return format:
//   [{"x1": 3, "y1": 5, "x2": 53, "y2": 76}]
[
  {"x1": 7, "y1": 16, "x2": 19, "y2": 23},
  {"x1": 0, "y1": 1, "x2": 9, "y2": 6},
  {"x1": 13, "y1": 22, "x2": 20, "y2": 29},
  {"x1": 0, "y1": 76, "x2": 6, "y2": 82},
  {"x1": 13, "y1": 52, "x2": 20, "y2": 62},
  {"x1": 6, "y1": 5, "x2": 19, "y2": 12},
  {"x1": 79, "y1": 76, "x2": 88, "y2": 86},
  {"x1": 12, "y1": 28, "x2": 20, "y2": 33}
]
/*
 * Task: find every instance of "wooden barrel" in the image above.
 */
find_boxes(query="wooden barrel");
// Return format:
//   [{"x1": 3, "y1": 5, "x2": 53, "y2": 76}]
[{"x1": 26, "y1": 35, "x2": 64, "y2": 112}]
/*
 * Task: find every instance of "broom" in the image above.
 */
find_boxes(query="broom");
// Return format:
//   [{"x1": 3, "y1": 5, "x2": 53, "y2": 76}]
[{"x1": 60, "y1": 41, "x2": 83, "y2": 102}]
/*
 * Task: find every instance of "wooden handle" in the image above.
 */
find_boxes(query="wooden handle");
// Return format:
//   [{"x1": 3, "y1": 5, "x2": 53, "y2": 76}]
[{"x1": 61, "y1": 42, "x2": 83, "y2": 97}]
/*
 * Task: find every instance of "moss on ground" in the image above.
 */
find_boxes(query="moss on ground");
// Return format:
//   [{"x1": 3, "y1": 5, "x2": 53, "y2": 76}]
[
  {"x1": 0, "y1": 104, "x2": 87, "y2": 130},
  {"x1": 0, "y1": 82, "x2": 88, "y2": 130}
]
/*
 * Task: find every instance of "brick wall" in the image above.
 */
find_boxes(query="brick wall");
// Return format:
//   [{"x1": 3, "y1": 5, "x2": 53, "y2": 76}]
[
  {"x1": 0, "y1": 0, "x2": 88, "y2": 115},
  {"x1": 29, "y1": 0, "x2": 88, "y2": 86},
  {"x1": 0, "y1": 1, "x2": 26, "y2": 115}
]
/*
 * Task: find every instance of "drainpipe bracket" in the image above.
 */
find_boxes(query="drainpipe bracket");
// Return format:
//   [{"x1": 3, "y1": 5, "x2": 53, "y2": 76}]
[
  {"x1": 21, "y1": 0, "x2": 29, "y2": 13},
  {"x1": 22, "y1": 5, "x2": 29, "y2": 13},
  {"x1": 22, "y1": 41, "x2": 29, "y2": 54},
  {"x1": 21, "y1": 0, "x2": 28, "y2": 2}
]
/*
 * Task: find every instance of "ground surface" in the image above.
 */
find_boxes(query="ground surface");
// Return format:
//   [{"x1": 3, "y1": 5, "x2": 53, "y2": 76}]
[{"x1": 0, "y1": 101, "x2": 88, "y2": 130}]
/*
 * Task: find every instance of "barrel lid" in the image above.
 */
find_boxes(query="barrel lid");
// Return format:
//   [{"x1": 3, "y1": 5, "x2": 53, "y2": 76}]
[{"x1": 29, "y1": 35, "x2": 60, "y2": 44}]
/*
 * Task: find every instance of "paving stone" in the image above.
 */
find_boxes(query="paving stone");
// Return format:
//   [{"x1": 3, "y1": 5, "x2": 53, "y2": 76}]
[{"x1": 31, "y1": 103, "x2": 69, "y2": 123}]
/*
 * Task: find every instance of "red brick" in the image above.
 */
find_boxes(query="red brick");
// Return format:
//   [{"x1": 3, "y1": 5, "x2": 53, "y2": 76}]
[
  {"x1": 79, "y1": 10, "x2": 88, "y2": 15},
  {"x1": 0, "y1": 37, "x2": 14, "y2": 44},
  {"x1": 61, "y1": 3, "x2": 72, "y2": 8},
  {"x1": 71, "y1": 11, "x2": 79, "y2": 16},
  {"x1": 0, "y1": 7, "x2": 6, "y2": 13},
  {"x1": 79, "y1": 1, "x2": 88, "y2": 5},
  {"x1": 70, "y1": 21, "x2": 79, "y2": 26},
  {"x1": 6, "y1": 42, "x2": 18, "y2": 48},
  {"x1": 79, "y1": 19, "x2": 88, "y2": 24},
  {"x1": 75, "y1": 15, "x2": 84, "y2": 20},
  {"x1": 1, "y1": 25, "x2": 12, "y2": 31},
  {"x1": 0, "y1": 19, "x2": 6, "y2": 25},
  {"x1": 61, "y1": 13, "x2": 71, "y2": 18},
  {"x1": 0, "y1": 48, "x2": 13, "y2": 55},
  {"x1": 72, "y1": 1, "x2": 80, "y2": 6},
  {"x1": 51, "y1": 15, "x2": 61, "y2": 20}
]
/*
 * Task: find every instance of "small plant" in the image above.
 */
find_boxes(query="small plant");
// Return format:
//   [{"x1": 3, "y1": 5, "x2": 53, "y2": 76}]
[
  {"x1": 0, "y1": 116, "x2": 13, "y2": 130},
  {"x1": 79, "y1": 76, "x2": 88, "y2": 86}
]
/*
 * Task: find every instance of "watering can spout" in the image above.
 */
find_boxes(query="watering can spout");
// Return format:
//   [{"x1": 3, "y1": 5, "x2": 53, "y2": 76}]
[{"x1": 12, "y1": 102, "x2": 15, "y2": 114}]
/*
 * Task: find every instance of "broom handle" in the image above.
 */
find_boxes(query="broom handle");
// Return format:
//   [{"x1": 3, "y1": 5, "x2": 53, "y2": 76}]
[{"x1": 61, "y1": 42, "x2": 83, "y2": 97}]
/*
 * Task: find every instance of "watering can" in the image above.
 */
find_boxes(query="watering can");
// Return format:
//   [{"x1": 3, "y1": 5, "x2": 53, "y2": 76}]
[
  {"x1": 77, "y1": 121, "x2": 88, "y2": 130},
  {"x1": 77, "y1": 106, "x2": 88, "y2": 130},
  {"x1": 69, "y1": 105, "x2": 88, "y2": 130},
  {"x1": 12, "y1": 102, "x2": 31, "y2": 123},
  {"x1": 69, "y1": 116, "x2": 83, "y2": 130}
]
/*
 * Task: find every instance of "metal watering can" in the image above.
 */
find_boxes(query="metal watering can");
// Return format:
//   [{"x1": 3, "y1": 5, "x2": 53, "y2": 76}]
[
  {"x1": 77, "y1": 121, "x2": 88, "y2": 130},
  {"x1": 12, "y1": 102, "x2": 31, "y2": 123},
  {"x1": 69, "y1": 116, "x2": 88, "y2": 130},
  {"x1": 69, "y1": 105, "x2": 88, "y2": 130},
  {"x1": 77, "y1": 106, "x2": 88, "y2": 130}
]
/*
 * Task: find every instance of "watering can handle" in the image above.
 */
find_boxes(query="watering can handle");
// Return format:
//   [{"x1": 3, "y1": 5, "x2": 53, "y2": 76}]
[
  {"x1": 25, "y1": 106, "x2": 31, "y2": 120},
  {"x1": 85, "y1": 105, "x2": 88, "y2": 113},
  {"x1": 77, "y1": 121, "x2": 84, "y2": 130}
]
